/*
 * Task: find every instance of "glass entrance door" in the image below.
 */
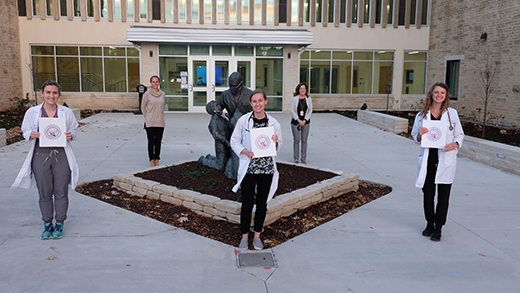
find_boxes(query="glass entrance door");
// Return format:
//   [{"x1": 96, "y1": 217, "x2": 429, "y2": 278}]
[
  {"x1": 188, "y1": 56, "x2": 253, "y2": 112},
  {"x1": 189, "y1": 57, "x2": 210, "y2": 112}
]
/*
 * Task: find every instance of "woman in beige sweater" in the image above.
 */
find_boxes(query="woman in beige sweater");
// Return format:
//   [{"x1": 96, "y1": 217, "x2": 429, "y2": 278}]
[{"x1": 141, "y1": 75, "x2": 166, "y2": 166}]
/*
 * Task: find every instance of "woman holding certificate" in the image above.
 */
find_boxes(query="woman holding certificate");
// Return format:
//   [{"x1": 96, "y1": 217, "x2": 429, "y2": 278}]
[
  {"x1": 411, "y1": 82, "x2": 464, "y2": 242},
  {"x1": 231, "y1": 89, "x2": 282, "y2": 250},
  {"x1": 12, "y1": 80, "x2": 79, "y2": 240},
  {"x1": 290, "y1": 82, "x2": 312, "y2": 164},
  {"x1": 141, "y1": 75, "x2": 166, "y2": 167}
]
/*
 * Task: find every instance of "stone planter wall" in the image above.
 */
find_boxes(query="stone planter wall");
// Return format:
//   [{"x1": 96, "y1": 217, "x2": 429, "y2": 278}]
[
  {"x1": 459, "y1": 136, "x2": 520, "y2": 176},
  {"x1": 0, "y1": 128, "x2": 5, "y2": 147},
  {"x1": 357, "y1": 110, "x2": 408, "y2": 134},
  {"x1": 113, "y1": 161, "x2": 359, "y2": 226}
]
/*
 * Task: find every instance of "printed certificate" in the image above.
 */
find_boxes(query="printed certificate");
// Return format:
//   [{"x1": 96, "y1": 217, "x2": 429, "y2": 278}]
[
  {"x1": 250, "y1": 127, "x2": 277, "y2": 158},
  {"x1": 421, "y1": 120, "x2": 448, "y2": 148},
  {"x1": 39, "y1": 117, "x2": 67, "y2": 147}
]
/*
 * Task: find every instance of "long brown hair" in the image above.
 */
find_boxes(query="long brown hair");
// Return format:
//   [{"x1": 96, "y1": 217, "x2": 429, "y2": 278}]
[
  {"x1": 293, "y1": 82, "x2": 308, "y2": 97},
  {"x1": 419, "y1": 82, "x2": 450, "y2": 118}
]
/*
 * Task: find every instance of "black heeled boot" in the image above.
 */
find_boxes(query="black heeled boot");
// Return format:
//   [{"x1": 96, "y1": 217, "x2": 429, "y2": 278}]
[
  {"x1": 422, "y1": 223, "x2": 434, "y2": 237},
  {"x1": 430, "y1": 226, "x2": 442, "y2": 242}
]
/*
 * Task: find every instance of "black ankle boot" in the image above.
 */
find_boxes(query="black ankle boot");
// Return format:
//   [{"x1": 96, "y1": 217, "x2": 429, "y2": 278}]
[
  {"x1": 422, "y1": 223, "x2": 434, "y2": 237},
  {"x1": 430, "y1": 227, "x2": 442, "y2": 242}
]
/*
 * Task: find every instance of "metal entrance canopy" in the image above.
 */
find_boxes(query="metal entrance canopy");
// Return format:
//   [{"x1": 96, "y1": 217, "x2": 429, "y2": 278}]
[{"x1": 127, "y1": 26, "x2": 313, "y2": 46}]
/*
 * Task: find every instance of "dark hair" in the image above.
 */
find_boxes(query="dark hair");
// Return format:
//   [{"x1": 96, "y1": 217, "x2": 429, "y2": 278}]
[
  {"x1": 420, "y1": 82, "x2": 450, "y2": 118},
  {"x1": 293, "y1": 82, "x2": 308, "y2": 97},
  {"x1": 41, "y1": 80, "x2": 61, "y2": 95},
  {"x1": 249, "y1": 88, "x2": 267, "y2": 101},
  {"x1": 150, "y1": 75, "x2": 160, "y2": 82}
]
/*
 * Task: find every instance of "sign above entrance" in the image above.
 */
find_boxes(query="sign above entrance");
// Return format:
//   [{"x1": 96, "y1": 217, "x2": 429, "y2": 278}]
[{"x1": 127, "y1": 26, "x2": 313, "y2": 46}]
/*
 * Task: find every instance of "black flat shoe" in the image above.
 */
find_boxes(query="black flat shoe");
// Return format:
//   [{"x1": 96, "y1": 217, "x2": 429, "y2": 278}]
[
  {"x1": 430, "y1": 229, "x2": 441, "y2": 242},
  {"x1": 422, "y1": 225, "x2": 434, "y2": 237}
]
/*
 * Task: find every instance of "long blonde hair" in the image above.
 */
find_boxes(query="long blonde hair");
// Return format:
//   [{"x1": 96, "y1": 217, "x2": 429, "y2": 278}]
[{"x1": 420, "y1": 82, "x2": 450, "y2": 118}]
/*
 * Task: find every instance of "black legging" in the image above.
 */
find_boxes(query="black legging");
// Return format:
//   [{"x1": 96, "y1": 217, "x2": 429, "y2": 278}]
[
  {"x1": 422, "y1": 148, "x2": 452, "y2": 227},
  {"x1": 145, "y1": 127, "x2": 164, "y2": 161},
  {"x1": 240, "y1": 173, "x2": 273, "y2": 234}
]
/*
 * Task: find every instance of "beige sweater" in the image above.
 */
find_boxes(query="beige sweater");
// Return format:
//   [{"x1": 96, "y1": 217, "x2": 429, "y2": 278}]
[{"x1": 141, "y1": 89, "x2": 165, "y2": 128}]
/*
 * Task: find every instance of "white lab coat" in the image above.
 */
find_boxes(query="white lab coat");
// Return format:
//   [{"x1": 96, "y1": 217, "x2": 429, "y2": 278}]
[
  {"x1": 230, "y1": 111, "x2": 282, "y2": 202},
  {"x1": 411, "y1": 107, "x2": 464, "y2": 188},
  {"x1": 11, "y1": 103, "x2": 80, "y2": 189}
]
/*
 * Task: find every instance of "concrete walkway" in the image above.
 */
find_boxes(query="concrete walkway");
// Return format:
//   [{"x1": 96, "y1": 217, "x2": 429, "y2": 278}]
[{"x1": 1, "y1": 112, "x2": 519, "y2": 293}]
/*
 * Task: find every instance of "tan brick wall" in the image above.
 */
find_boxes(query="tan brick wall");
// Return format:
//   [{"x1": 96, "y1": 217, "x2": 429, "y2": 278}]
[
  {"x1": 0, "y1": 1, "x2": 24, "y2": 111},
  {"x1": 428, "y1": 1, "x2": 520, "y2": 127}
]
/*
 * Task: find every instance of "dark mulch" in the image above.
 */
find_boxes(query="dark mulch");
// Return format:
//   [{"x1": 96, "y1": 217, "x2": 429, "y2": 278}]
[
  {"x1": 76, "y1": 163, "x2": 392, "y2": 248},
  {"x1": 134, "y1": 162, "x2": 337, "y2": 201}
]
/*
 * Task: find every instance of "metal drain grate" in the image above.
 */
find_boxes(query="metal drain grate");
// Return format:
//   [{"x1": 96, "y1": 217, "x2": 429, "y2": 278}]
[{"x1": 237, "y1": 251, "x2": 276, "y2": 268}]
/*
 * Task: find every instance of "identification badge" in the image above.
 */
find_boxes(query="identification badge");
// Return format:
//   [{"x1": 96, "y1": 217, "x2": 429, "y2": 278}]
[{"x1": 300, "y1": 110, "x2": 304, "y2": 117}]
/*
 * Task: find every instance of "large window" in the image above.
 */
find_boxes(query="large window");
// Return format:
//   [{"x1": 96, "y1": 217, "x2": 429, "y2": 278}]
[
  {"x1": 446, "y1": 60, "x2": 460, "y2": 101},
  {"x1": 159, "y1": 45, "x2": 189, "y2": 111},
  {"x1": 300, "y1": 49, "x2": 394, "y2": 95},
  {"x1": 256, "y1": 46, "x2": 284, "y2": 111},
  {"x1": 403, "y1": 51, "x2": 427, "y2": 95},
  {"x1": 31, "y1": 45, "x2": 140, "y2": 92}
]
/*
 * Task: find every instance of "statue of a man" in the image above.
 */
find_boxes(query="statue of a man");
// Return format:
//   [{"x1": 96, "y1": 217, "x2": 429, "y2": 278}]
[
  {"x1": 197, "y1": 101, "x2": 231, "y2": 171},
  {"x1": 217, "y1": 72, "x2": 252, "y2": 126},
  {"x1": 197, "y1": 72, "x2": 252, "y2": 179}
]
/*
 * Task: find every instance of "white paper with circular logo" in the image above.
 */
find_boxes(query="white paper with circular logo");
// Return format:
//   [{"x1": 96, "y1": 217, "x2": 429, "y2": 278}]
[
  {"x1": 421, "y1": 119, "x2": 448, "y2": 148},
  {"x1": 250, "y1": 126, "x2": 277, "y2": 158},
  {"x1": 39, "y1": 117, "x2": 67, "y2": 147}
]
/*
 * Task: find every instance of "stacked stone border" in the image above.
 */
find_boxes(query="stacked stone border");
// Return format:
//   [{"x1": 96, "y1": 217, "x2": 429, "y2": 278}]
[
  {"x1": 357, "y1": 109, "x2": 408, "y2": 134},
  {"x1": 113, "y1": 160, "x2": 359, "y2": 225}
]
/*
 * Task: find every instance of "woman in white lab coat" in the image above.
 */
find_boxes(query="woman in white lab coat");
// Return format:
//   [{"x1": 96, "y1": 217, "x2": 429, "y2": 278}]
[
  {"x1": 411, "y1": 82, "x2": 464, "y2": 242},
  {"x1": 231, "y1": 89, "x2": 282, "y2": 250},
  {"x1": 12, "y1": 80, "x2": 79, "y2": 240}
]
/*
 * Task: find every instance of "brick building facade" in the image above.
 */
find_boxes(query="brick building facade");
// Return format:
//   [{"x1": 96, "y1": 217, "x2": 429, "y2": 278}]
[
  {"x1": 0, "y1": 0, "x2": 23, "y2": 111},
  {"x1": 427, "y1": 1, "x2": 520, "y2": 126}
]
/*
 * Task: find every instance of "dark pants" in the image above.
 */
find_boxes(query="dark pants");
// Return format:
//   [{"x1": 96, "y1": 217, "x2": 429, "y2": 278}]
[
  {"x1": 32, "y1": 146, "x2": 71, "y2": 224},
  {"x1": 422, "y1": 151, "x2": 452, "y2": 228},
  {"x1": 240, "y1": 173, "x2": 273, "y2": 234},
  {"x1": 145, "y1": 127, "x2": 164, "y2": 161}
]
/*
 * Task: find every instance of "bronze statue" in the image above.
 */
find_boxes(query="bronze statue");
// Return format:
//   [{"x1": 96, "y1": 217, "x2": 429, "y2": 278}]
[
  {"x1": 198, "y1": 72, "x2": 252, "y2": 179},
  {"x1": 217, "y1": 72, "x2": 252, "y2": 125}
]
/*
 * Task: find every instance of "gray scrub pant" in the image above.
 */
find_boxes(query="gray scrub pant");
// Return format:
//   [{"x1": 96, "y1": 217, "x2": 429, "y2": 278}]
[
  {"x1": 32, "y1": 146, "x2": 71, "y2": 224},
  {"x1": 291, "y1": 123, "x2": 310, "y2": 163}
]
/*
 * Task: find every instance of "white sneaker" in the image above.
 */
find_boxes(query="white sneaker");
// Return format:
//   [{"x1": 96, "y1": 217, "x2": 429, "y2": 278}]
[
  {"x1": 239, "y1": 237, "x2": 248, "y2": 250},
  {"x1": 253, "y1": 237, "x2": 263, "y2": 250}
]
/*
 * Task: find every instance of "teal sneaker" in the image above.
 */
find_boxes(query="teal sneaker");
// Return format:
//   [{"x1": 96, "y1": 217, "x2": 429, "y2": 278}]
[
  {"x1": 52, "y1": 223, "x2": 64, "y2": 239},
  {"x1": 41, "y1": 223, "x2": 54, "y2": 240}
]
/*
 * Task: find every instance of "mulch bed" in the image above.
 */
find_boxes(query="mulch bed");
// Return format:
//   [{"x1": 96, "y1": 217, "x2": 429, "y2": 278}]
[
  {"x1": 134, "y1": 162, "x2": 338, "y2": 201},
  {"x1": 76, "y1": 162, "x2": 392, "y2": 249}
]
